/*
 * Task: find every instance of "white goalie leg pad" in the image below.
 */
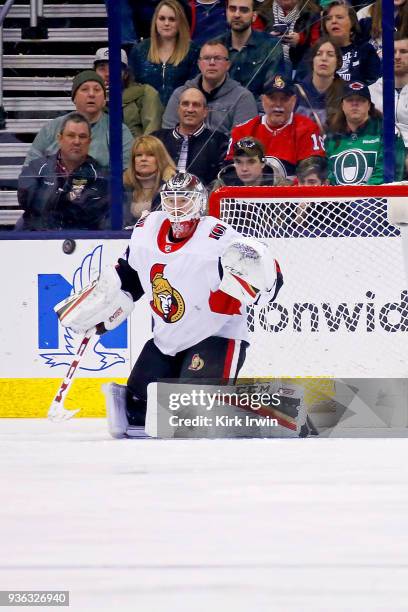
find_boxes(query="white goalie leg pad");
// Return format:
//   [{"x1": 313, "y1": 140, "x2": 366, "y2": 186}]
[
  {"x1": 55, "y1": 266, "x2": 134, "y2": 334},
  {"x1": 219, "y1": 237, "x2": 279, "y2": 305},
  {"x1": 388, "y1": 197, "x2": 408, "y2": 225},
  {"x1": 102, "y1": 382, "x2": 129, "y2": 439},
  {"x1": 102, "y1": 383, "x2": 150, "y2": 439}
]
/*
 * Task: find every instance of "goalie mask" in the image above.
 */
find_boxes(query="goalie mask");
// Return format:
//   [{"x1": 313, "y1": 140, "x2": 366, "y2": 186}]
[{"x1": 160, "y1": 172, "x2": 207, "y2": 239}]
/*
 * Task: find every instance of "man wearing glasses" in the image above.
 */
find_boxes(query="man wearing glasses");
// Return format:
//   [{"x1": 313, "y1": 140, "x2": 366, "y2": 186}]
[{"x1": 162, "y1": 40, "x2": 258, "y2": 137}]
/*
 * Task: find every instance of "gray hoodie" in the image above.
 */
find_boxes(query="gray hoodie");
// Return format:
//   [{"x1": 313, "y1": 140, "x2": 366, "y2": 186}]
[{"x1": 162, "y1": 74, "x2": 258, "y2": 137}]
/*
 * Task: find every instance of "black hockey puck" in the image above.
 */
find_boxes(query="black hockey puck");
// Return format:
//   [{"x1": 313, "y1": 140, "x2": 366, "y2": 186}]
[{"x1": 62, "y1": 239, "x2": 76, "y2": 254}]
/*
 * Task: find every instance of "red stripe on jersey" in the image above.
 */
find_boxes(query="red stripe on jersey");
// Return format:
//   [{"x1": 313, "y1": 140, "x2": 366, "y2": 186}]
[
  {"x1": 209, "y1": 289, "x2": 242, "y2": 315},
  {"x1": 231, "y1": 274, "x2": 258, "y2": 298},
  {"x1": 223, "y1": 339, "x2": 236, "y2": 379}
]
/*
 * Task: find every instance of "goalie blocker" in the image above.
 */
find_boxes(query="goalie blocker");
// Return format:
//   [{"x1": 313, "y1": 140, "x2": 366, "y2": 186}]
[{"x1": 54, "y1": 172, "x2": 287, "y2": 438}]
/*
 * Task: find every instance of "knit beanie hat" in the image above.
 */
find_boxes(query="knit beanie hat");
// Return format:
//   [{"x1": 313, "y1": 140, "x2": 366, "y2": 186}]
[{"x1": 71, "y1": 70, "x2": 106, "y2": 100}]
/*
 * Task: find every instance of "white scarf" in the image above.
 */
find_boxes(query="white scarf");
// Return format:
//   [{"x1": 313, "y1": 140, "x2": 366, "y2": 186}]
[{"x1": 272, "y1": 1, "x2": 299, "y2": 61}]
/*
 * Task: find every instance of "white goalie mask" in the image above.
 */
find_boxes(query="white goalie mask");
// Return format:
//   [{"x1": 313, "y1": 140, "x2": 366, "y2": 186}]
[{"x1": 160, "y1": 172, "x2": 207, "y2": 223}]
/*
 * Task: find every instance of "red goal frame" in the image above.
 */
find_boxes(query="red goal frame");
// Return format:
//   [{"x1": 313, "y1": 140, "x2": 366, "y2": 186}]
[{"x1": 208, "y1": 184, "x2": 408, "y2": 219}]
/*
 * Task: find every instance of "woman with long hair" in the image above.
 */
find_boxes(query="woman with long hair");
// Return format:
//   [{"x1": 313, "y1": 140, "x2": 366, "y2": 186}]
[
  {"x1": 358, "y1": 0, "x2": 408, "y2": 57},
  {"x1": 123, "y1": 135, "x2": 176, "y2": 227},
  {"x1": 325, "y1": 81, "x2": 405, "y2": 185},
  {"x1": 322, "y1": 0, "x2": 381, "y2": 85},
  {"x1": 129, "y1": 0, "x2": 199, "y2": 105},
  {"x1": 256, "y1": 0, "x2": 321, "y2": 73},
  {"x1": 295, "y1": 37, "x2": 344, "y2": 129}
]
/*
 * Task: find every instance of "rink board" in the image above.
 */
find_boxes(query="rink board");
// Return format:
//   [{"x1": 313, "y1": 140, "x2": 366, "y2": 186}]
[{"x1": 0, "y1": 235, "x2": 407, "y2": 417}]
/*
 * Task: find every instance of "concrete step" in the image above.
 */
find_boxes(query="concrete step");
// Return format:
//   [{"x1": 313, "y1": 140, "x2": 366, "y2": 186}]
[
  {"x1": 4, "y1": 28, "x2": 108, "y2": 42},
  {"x1": 0, "y1": 191, "x2": 19, "y2": 207},
  {"x1": 0, "y1": 192, "x2": 22, "y2": 226},
  {"x1": 0, "y1": 166, "x2": 22, "y2": 180},
  {"x1": 0, "y1": 143, "x2": 30, "y2": 157},
  {"x1": 7, "y1": 4, "x2": 106, "y2": 18},
  {"x1": 4, "y1": 55, "x2": 95, "y2": 69},
  {"x1": 0, "y1": 118, "x2": 50, "y2": 133},
  {"x1": 4, "y1": 96, "x2": 75, "y2": 112},
  {"x1": 3, "y1": 76, "x2": 74, "y2": 91},
  {"x1": 0, "y1": 211, "x2": 23, "y2": 226}
]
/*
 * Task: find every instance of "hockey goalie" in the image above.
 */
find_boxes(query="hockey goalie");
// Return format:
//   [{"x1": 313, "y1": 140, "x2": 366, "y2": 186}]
[{"x1": 55, "y1": 172, "x2": 287, "y2": 438}]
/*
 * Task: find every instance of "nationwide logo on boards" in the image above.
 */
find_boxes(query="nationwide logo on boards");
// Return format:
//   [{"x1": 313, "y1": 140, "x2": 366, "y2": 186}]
[{"x1": 249, "y1": 290, "x2": 408, "y2": 334}]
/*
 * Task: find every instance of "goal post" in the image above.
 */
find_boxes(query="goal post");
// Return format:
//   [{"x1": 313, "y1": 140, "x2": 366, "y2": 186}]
[{"x1": 208, "y1": 184, "x2": 408, "y2": 379}]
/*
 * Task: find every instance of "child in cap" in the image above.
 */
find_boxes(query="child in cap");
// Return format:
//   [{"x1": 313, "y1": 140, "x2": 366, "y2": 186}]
[{"x1": 212, "y1": 137, "x2": 286, "y2": 191}]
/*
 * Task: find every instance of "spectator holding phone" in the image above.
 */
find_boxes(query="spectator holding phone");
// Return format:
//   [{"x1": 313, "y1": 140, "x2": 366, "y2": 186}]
[{"x1": 256, "y1": 0, "x2": 321, "y2": 74}]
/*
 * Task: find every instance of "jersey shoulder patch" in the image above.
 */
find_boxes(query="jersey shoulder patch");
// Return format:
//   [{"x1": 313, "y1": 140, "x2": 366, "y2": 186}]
[
  {"x1": 209, "y1": 222, "x2": 228, "y2": 240},
  {"x1": 134, "y1": 212, "x2": 150, "y2": 229}
]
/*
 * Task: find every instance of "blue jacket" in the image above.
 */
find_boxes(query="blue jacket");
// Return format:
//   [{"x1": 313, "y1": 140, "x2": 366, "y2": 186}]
[
  {"x1": 189, "y1": 0, "x2": 227, "y2": 46},
  {"x1": 129, "y1": 38, "x2": 200, "y2": 105},
  {"x1": 337, "y1": 42, "x2": 381, "y2": 85},
  {"x1": 295, "y1": 75, "x2": 344, "y2": 128},
  {"x1": 215, "y1": 30, "x2": 287, "y2": 101}
]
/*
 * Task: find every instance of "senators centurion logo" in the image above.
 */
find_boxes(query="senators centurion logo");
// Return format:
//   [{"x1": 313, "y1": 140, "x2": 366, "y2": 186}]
[
  {"x1": 273, "y1": 75, "x2": 285, "y2": 89},
  {"x1": 188, "y1": 353, "x2": 204, "y2": 371},
  {"x1": 150, "y1": 263, "x2": 185, "y2": 323}
]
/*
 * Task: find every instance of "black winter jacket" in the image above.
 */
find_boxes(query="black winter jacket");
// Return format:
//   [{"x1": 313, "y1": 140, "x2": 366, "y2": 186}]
[
  {"x1": 17, "y1": 154, "x2": 109, "y2": 230},
  {"x1": 153, "y1": 124, "x2": 228, "y2": 187}
]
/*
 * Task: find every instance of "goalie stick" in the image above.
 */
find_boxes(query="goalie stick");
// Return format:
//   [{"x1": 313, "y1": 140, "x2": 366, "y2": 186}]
[{"x1": 47, "y1": 327, "x2": 96, "y2": 422}]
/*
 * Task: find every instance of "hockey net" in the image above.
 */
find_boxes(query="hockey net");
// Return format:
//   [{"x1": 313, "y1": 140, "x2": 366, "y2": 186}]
[{"x1": 208, "y1": 184, "x2": 408, "y2": 378}]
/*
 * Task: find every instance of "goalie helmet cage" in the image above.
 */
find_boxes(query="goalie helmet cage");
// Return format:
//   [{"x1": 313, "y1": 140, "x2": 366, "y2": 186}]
[{"x1": 209, "y1": 184, "x2": 408, "y2": 378}]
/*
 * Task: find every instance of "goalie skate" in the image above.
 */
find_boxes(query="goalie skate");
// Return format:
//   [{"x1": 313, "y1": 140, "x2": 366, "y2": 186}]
[{"x1": 102, "y1": 383, "x2": 149, "y2": 439}]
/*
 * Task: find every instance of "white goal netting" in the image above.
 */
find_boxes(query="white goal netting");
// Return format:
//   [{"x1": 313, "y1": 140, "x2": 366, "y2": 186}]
[{"x1": 209, "y1": 185, "x2": 408, "y2": 378}]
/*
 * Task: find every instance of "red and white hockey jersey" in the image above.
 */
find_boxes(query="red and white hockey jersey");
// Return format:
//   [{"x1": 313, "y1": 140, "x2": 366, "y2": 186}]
[
  {"x1": 226, "y1": 113, "x2": 325, "y2": 179},
  {"x1": 126, "y1": 212, "x2": 249, "y2": 356}
]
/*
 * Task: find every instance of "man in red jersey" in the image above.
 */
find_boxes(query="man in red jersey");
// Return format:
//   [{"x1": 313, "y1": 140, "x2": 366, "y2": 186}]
[{"x1": 226, "y1": 74, "x2": 326, "y2": 180}]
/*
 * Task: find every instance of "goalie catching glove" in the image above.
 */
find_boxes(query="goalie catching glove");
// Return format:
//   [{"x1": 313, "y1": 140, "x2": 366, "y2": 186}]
[
  {"x1": 219, "y1": 237, "x2": 282, "y2": 306},
  {"x1": 55, "y1": 265, "x2": 134, "y2": 334}
]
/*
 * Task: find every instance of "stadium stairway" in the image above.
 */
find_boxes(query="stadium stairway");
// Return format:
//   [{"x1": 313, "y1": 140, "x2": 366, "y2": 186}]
[{"x1": 0, "y1": 0, "x2": 108, "y2": 228}]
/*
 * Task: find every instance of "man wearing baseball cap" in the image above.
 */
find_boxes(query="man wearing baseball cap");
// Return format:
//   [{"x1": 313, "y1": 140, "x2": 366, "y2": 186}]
[
  {"x1": 325, "y1": 80, "x2": 406, "y2": 185},
  {"x1": 24, "y1": 69, "x2": 133, "y2": 171},
  {"x1": 225, "y1": 74, "x2": 325, "y2": 181},
  {"x1": 93, "y1": 47, "x2": 163, "y2": 137}
]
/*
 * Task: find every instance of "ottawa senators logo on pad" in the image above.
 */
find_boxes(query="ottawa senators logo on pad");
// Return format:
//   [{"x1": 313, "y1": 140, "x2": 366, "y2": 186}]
[
  {"x1": 150, "y1": 263, "x2": 185, "y2": 323},
  {"x1": 188, "y1": 353, "x2": 204, "y2": 371}
]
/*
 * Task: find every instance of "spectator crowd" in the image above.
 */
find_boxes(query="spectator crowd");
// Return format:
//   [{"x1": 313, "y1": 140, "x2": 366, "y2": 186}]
[{"x1": 15, "y1": 0, "x2": 408, "y2": 230}]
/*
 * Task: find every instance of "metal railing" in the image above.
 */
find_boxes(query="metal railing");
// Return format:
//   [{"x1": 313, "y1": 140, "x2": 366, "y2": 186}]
[{"x1": 29, "y1": 0, "x2": 43, "y2": 29}]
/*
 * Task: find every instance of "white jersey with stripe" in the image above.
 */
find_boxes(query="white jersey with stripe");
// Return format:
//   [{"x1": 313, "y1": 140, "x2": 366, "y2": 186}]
[{"x1": 126, "y1": 211, "x2": 249, "y2": 356}]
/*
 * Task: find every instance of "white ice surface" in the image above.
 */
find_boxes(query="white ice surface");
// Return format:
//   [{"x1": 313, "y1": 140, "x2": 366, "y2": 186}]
[{"x1": 1, "y1": 419, "x2": 408, "y2": 612}]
